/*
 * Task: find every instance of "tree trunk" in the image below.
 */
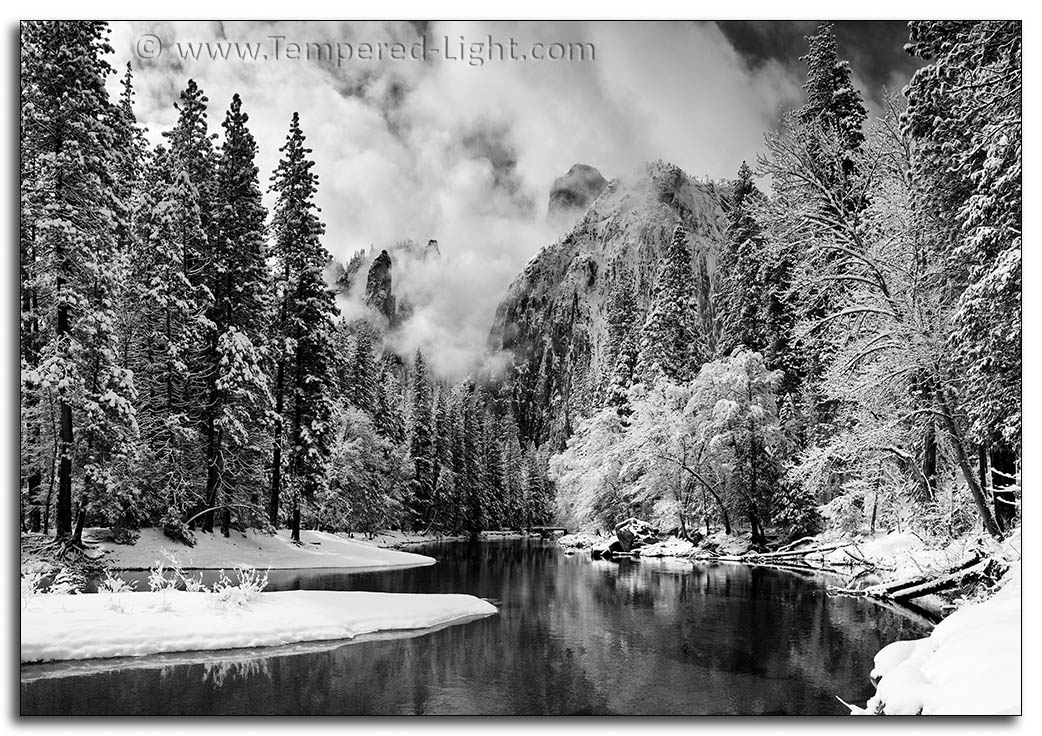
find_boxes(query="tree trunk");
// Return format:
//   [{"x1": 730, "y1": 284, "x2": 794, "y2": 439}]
[
  {"x1": 290, "y1": 499, "x2": 301, "y2": 544},
  {"x1": 938, "y1": 395, "x2": 1002, "y2": 539},
  {"x1": 990, "y1": 441, "x2": 1019, "y2": 531},
  {"x1": 920, "y1": 420, "x2": 937, "y2": 500},
  {"x1": 202, "y1": 420, "x2": 219, "y2": 533},
  {"x1": 268, "y1": 359, "x2": 285, "y2": 527},
  {"x1": 56, "y1": 401, "x2": 73, "y2": 539},
  {"x1": 71, "y1": 506, "x2": 86, "y2": 548}
]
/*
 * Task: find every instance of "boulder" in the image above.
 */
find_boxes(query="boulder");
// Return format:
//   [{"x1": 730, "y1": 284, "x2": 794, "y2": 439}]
[
  {"x1": 591, "y1": 536, "x2": 625, "y2": 560},
  {"x1": 613, "y1": 518, "x2": 660, "y2": 552}
]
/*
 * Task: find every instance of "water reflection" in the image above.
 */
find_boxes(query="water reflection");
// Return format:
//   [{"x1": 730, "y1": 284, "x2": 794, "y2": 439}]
[{"x1": 21, "y1": 540, "x2": 926, "y2": 715}]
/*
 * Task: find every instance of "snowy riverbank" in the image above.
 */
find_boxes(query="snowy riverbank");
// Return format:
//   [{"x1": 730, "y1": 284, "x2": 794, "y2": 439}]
[
  {"x1": 21, "y1": 590, "x2": 497, "y2": 663},
  {"x1": 852, "y1": 530, "x2": 1022, "y2": 715},
  {"x1": 856, "y1": 560, "x2": 1020, "y2": 715},
  {"x1": 83, "y1": 528, "x2": 436, "y2": 571}
]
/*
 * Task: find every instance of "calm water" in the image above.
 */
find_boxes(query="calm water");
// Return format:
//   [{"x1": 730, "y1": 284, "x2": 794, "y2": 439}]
[{"x1": 20, "y1": 539, "x2": 927, "y2": 715}]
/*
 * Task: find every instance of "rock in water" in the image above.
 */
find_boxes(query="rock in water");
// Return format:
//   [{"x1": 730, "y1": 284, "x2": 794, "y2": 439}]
[
  {"x1": 487, "y1": 161, "x2": 729, "y2": 447},
  {"x1": 591, "y1": 536, "x2": 624, "y2": 560},
  {"x1": 614, "y1": 518, "x2": 660, "y2": 552},
  {"x1": 548, "y1": 163, "x2": 608, "y2": 225}
]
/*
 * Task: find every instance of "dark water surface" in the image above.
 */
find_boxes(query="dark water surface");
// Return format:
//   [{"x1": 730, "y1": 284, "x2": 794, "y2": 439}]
[{"x1": 20, "y1": 539, "x2": 927, "y2": 715}]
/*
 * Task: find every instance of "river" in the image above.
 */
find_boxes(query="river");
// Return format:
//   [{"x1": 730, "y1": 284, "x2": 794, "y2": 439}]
[{"x1": 20, "y1": 538, "x2": 927, "y2": 715}]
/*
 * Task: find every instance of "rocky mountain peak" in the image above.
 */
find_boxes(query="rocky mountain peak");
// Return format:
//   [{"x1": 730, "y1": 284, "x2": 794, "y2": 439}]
[
  {"x1": 488, "y1": 161, "x2": 729, "y2": 448},
  {"x1": 548, "y1": 163, "x2": 608, "y2": 226},
  {"x1": 364, "y1": 249, "x2": 396, "y2": 322}
]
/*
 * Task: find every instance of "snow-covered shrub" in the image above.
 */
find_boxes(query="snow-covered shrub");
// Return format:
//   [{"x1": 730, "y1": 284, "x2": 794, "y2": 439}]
[
  {"x1": 21, "y1": 566, "x2": 85, "y2": 609},
  {"x1": 208, "y1": 566, "x2": 269, "y2": 609},
  {"x1": 161, "y1": 507, "x2": 196, "y2": 547},
  {"x1": 20, "y1": 570, "x2": 45, "y2": 610},
  {"x1": 98, "y1": 572, "x2": 136, "y2": 594},
  {"x1": 98, "y1": 572, "x2": 137, "y2": 612},
  {"x1": 147, "y1": 560, "x2": 180, "y2": 611},
  {"x1": 147, "y1": 561, "x2": 178, "y2": 592},
  {"x1": 48, "y1": 568, "x2": 85, "y2": 596},
  {"x1": 820, "y1": 490, "x2": 867, "y2": 536},
  {"x1": 161, "y1": 551, "x2": 207, "y2": 592}
]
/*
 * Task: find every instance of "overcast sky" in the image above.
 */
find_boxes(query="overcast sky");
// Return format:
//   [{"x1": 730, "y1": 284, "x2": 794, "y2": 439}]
[{"x1": 106, "y1": 20, "x2": 920, "y2": 378}]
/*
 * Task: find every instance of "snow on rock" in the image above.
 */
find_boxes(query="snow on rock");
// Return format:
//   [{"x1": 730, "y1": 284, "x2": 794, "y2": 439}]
[
  {"x1": 863, "y1": 561, "x2": 1021, "y2": 715},
  {"x1": 21, "y1": 590, "x2": 497, "y2": 663},
  {"x1": 638, "y1": 537, "x2": 695, "y2": 557},
  {"x1": 558, "y1": 532, "x2": 611, "y2": 550},
  {"x1": 88, "y1": 528, "x2": 436, "y2": 571},
  {"x1": 692, "y1": 531, "x2": 753, "y2": 557}
]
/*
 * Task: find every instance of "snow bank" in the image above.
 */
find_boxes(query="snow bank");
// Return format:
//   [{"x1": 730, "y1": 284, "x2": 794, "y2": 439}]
[
  {"x1": 21, "y1": 590, "x2": 497, "y2": 663},
  {"x1": 88, "y1": 528, "x2": 436, "y2": 571},
  {"x1": 862, "y1": 562, "x2": 1020, "y2": 715}
]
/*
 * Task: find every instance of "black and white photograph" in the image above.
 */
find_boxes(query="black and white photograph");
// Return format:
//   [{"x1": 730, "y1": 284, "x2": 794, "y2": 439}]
[{"x1": 15, "y1": 12, "x2": 1023, "y2": 717}]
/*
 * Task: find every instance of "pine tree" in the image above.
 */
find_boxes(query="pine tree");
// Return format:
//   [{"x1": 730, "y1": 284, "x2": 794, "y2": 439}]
[
  {"x1": 347, "y1": 323, "x2": 378, "y2": 410},
  {"x1": 205, "y1": 93, "x2": 272, "y2": 534},
  {"x1": 636, "y1": 225, "x2": 703, "y2": 384},
  {"x1": 161, "y1": 80, "x2": 219, "y2": 530},
  {"x1": 604, "y1": 273, "x2": 640, "y2": 415},
  {"x1": 374, "y1": 358, "x2": 406, "y2": 443},
  {"x1": 408, "y1": 350, "x2": 436, "y2": 530},
  {"x1": 268, "y1": 112, "x2": 339, "y2": 542},
  {"x1": 129, "y1": 148, "x2": 208, "y2": 528},
  {"x1": 799, "y1": 23, "x2": 868, "y2": 153},
  {"x1": 481, "y1": 410, "x2": 507, "y2": 529},
  {"x1": 717, "y1": 163, "x2": 801, "y2": 391},
  {"x1": 21, "y1": 21, "x2": 138, "y2": 543}
]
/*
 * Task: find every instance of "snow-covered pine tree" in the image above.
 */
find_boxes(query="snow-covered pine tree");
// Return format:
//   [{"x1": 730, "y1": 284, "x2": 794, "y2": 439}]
[
  {"x1": 459, "y1": 390, "x2": 486, "y2": 538},
  {"x1": 718, "y1": 162, "x2": 766, "y2": 355},
  {"x1": 21, "y1": 21, "x2": 138, "y2": 543},
  {"x1": 268, "y1": 112, "x2": 339, "y2": 542},
  {"x1": 604, "y1": 271, "x2": 640, "y2": 416},
  {"x1": 480, "y1": 409, "x2": 506, "y2": 530},
  {"x1": 347, "y1": 323, "x2": 378, "y2": 410},
  {"x1": 374, "y1": 357, "x2": 406, "y2": 444},
  {"x1": 129, "y1": 147, "x2": 208, "y2": 530},
  {"x1": 161, "y1": 80, "x2": 220, "y2": 531},
  {"x1": 499, "y1": 409, "x2": 525, "y2": 529},
  {"x1": 408, "y1": 349, "x2": 436, "y2": 530},
  {"x1": 636, "y1": 225, "x2": 703, "y2": 385},
  {"x1": 799, "y1": 23, "x2": 868, "y2": 154},
  {"x1": 206, "y1": 93, "x2": 273, "y2": 534}
]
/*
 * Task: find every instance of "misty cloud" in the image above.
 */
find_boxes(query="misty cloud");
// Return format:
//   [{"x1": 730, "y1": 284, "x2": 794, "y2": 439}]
[{"x1": 105, "y1": 20, "x2": 908, "y2": 380}]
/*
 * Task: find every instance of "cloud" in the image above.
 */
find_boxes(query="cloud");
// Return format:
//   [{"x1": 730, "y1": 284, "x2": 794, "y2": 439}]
[{"x1": 106, "y1": 20, "x2": 814, "y2": 380}]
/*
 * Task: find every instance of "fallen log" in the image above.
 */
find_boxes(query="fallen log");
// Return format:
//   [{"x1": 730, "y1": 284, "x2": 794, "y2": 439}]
[
  {"x1": 775, "y1": 536, "x2": 821, "y2": 553},
  {"x1": 862, "y1": 554, "x2": 981, "y2": 597},
  {"x1": 889, "y1": 559, "x2": 998, "y2": 602},
  {"x1": 745, "y1": 543, "x2": 850, "y2": 560}
]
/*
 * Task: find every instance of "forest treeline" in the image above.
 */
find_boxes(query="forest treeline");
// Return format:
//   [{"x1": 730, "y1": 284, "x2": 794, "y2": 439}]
[
  {"x1": 19, "y1": 21, "x2": 1020, "y2": 551},
  {"x1": 19, "y1": 21, "x2": 554, "y2": 547},
  {"x1": 550, "y1": 22, "x2": 1021, "y2": 545}
]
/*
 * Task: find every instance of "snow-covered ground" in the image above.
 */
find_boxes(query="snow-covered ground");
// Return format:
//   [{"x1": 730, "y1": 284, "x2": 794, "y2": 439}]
[
  {"x1": 859, "y1": 561, "x2": 1020, "y2": 715},
  {"x1": 86, "y1": 528, "x2": 436, "y2": 571},
  {"x1": 21, "y1": 590, "x2": 497, "y2": 663},
  {"x1": 822, "y1": 530, "x2": 978, "y2": 578}
]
